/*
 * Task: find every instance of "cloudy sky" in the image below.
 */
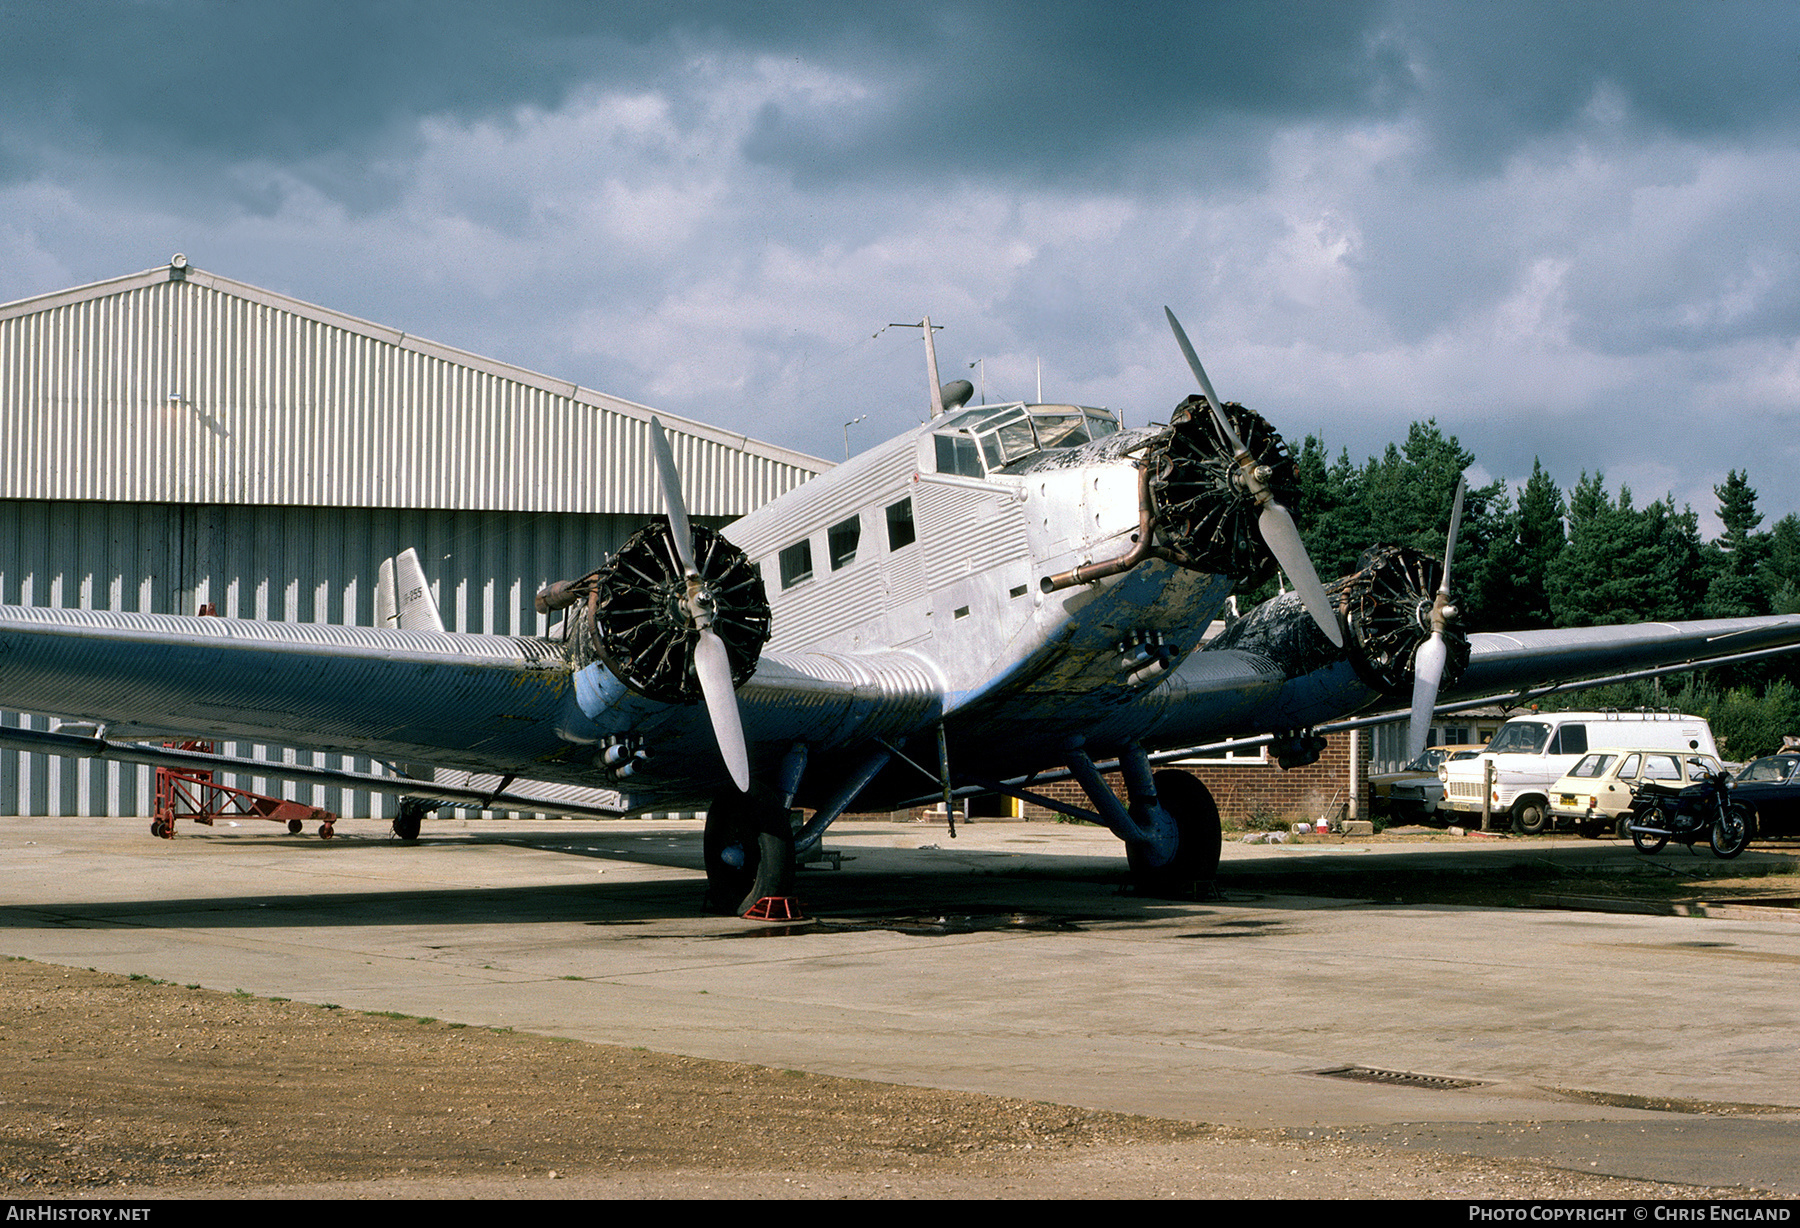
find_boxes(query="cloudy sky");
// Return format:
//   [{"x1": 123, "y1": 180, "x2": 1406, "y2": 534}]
[{"x1": 4, "y1": 1, "x2": 1799, "y2": 530}]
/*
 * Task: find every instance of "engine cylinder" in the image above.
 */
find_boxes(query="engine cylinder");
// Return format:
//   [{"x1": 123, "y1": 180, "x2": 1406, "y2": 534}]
[
  {"x1": 581, "y1": 522, "x2": 770, "y2": 704},
  {"x1": 1337, "y1": 545, "x2": 1470, "y2": 695},
  {"x1": 1143, "y1": 395, "x2": 1296, "y2": 586}
]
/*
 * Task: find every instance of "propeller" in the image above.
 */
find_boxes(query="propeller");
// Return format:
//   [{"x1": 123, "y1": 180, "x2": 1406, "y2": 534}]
[
  {"x1": 1163, "y1": 308, "x2": 1343, "y2": 648},
  {"x1": 649, "y1": 416, "x2": 752, "y2": 792},
  {"x1": 1406, "y1": 475, "x2": 1465, "y2": 764}
]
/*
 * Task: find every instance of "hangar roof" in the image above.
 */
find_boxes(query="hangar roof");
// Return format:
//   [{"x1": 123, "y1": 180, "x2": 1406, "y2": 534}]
[{"x1": 0, "y1": 260, "x2": 827, "y2": 516}]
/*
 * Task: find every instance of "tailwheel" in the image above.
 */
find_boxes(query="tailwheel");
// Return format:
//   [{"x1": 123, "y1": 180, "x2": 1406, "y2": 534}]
[
  {"x1": 703, "y1": 784, "x2": 798, "y2": 917},
  {"x1": 1128, "y1": 770, "x2": 1222, "y2": 896}
]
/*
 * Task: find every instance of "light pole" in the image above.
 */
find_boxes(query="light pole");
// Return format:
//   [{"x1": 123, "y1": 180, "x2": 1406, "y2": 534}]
[{"x1": 843, "y1": 414, "x2": 868, "y2": 459}]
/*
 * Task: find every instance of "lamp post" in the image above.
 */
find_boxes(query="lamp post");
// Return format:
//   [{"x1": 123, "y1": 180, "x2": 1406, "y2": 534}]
[{"x1": 842, "y1": 414, "x2": 868, "y2": 459}]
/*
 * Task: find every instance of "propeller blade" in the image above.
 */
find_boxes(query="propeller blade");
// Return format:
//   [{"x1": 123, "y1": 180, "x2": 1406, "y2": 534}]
[
  {"x1": 1165, "y1": 307, "x2": 1342, "y2": 647},
  {"x1": 1164, "y1": 307, "x2": 1245, "y2": 453},
  {"x1": 1258, "y1": 502, "x2": 1344, "y2": 648},
  {"x1": 1439, "y1": 475, "x2": 1465, "y2": 596},
  {"x1": 695, "y1": 628, "x2": 751, "y2": 792},
  {"x1": 1407, "y1": 632, "x2": 1448, "y2": 764},
  {"x1": 648, "y1": 416, "x2": 698, "y2": 577},
  {"x1": 1407, "y1": 476, "x2": 1468, "y2": 762}
]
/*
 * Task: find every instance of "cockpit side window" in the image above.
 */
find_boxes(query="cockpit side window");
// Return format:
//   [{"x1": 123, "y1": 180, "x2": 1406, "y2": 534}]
[{"x1": 933, "y1": 433, "x2": 984, "y2": 478}]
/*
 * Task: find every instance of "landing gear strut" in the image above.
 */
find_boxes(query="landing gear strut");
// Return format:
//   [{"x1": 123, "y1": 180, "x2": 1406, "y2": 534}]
[
  {"x1": 703, "y1": 784, "x2": 798, "y2": 917},
  {"x1": 1065, "y1": 744, "x2": 1224, "y2": 898},
  {"x1": 1126, "y1": 770, "x2": 1223, "y2": 894}
]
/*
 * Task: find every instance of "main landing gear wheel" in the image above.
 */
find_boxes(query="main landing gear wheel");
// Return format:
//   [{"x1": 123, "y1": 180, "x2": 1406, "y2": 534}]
[
  {"x1": 703, "y1": 784, "x2": 796, "y2": 917},
  {"x1": 392, "y1": 799, "x2": 430, "y2": 842},
  {"x1": 1127, "y1": 770, "x2": 1222, "y2": 896}
]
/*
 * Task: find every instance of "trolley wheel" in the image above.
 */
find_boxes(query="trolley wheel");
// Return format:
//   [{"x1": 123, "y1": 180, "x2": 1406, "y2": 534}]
[
  {"x1": 319, "y1": 823, "x2": 335, "y2": 841},
  {"x1": 287, "y1": 819, "x2": 304, "y2": 835},
  {"x1": 150, "y1": 817, "x2": 174, "y2": 839}
]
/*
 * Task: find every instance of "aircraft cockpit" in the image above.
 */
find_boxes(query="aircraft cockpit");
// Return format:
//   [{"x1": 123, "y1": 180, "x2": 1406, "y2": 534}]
[{"x1": 929, "y1": 403, "x2": 1120, "y2": 478}]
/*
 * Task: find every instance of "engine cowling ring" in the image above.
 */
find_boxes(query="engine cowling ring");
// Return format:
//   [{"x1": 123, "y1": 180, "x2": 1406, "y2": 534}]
[
  {"x1": 1143, "y1": 395, "x2": 1296, "y2": 586},
  {"x1": 1336, "y1": 545, "x2": 1469, "y2": 696},
  {"x1": 590, "y1": 522, "x2": 771, "y2": 704}
]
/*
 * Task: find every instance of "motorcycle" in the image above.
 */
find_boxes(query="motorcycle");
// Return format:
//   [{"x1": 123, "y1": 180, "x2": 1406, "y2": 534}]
[{"x1": 1626, "y1": 769, "x2": 1751, "y2": 859}]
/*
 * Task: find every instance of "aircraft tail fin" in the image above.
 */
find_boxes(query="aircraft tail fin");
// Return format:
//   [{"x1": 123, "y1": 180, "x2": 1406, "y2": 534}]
[{"x1": 374, "y1": 548, "x2": 445, "y2": 632}]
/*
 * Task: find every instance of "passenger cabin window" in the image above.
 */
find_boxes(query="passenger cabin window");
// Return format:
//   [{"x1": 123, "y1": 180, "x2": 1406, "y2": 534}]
[
  {"x1": 886, "y1": 497, "x2": 915, "y2": 550},
  {"x1": 933, "y1": 434, "x2": 984, "y2": 478},
  {"x1": 778, "y1": 540, "x2": 813, "y2": 589},
  {"x1": 828, "y1": 515, "x2": 861, "y2": 570}
]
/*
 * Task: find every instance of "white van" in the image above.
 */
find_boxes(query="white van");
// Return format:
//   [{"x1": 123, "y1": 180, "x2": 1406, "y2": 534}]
[{"x1": 1439, "y1": 711, "x2": 1718, "y2": 834}]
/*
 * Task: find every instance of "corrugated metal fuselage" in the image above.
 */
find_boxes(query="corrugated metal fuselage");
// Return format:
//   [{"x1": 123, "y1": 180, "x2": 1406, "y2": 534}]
[{"x1": 572, "y1": 413, "x2": 1238, "y2": 808}]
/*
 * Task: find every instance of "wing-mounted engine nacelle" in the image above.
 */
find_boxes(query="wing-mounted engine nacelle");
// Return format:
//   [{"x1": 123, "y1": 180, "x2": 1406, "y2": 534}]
[
  {"x1": 537, "y1": 522, "x2": 772, "y2": 704},
  {"x1": 1211, "y1": 544, "x2": 1469, "y2": 697},
  {"x1": 1143, "y1": 395, "x2": 1295, "y2": 587},
  {"x1": 1336, "y1": 544, "x2": 1470, "y2": 696}
]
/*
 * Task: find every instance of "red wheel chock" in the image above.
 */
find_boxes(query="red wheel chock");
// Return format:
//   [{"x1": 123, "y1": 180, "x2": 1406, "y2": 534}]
[{"x1": 743, "y1": 896, "x2": 805, "y2": 921}]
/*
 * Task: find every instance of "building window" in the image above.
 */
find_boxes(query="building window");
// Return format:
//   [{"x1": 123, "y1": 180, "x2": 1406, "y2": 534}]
[
  {"x1": 828, "y1": 515, "x2": 861, "y2": 570},
  {"x1": 778, "y1": 540, "x2": 813, "y2": 589},
  {"x1": 886, "y1": 498, "x2": 915, "y2": 551}
]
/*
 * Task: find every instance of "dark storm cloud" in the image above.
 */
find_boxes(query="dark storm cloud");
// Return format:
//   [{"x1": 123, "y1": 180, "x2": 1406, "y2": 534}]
[
  {"x1": 738, "y1": 2, "x2": 1401, "y2": 187},
  {"x1": 1397, "y1": 1, "x2": 1800, "y2": 166},
  {"x1": 10, "y1": 3, "x2": 1798, "y2": 191},
  {"x1": 0, "y1": 1, "x2": 641, "y2": 173}
]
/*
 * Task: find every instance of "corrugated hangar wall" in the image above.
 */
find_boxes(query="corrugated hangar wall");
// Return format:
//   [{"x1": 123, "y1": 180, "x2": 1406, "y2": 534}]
[{"x1": 0, "y1": 261, "x2": 828, "y2": 817}]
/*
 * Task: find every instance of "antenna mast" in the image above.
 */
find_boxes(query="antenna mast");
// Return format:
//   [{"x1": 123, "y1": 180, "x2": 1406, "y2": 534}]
[{"x1": 890, "y1": 317, "x2": 947, "y2": 418}]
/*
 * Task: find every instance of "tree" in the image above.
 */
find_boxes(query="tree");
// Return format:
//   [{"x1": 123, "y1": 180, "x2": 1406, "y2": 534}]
[
  {"x1": 1702, "y1": 469, "x2": 1769, "y2": 619},
  {"x1": 1479, "y1": 458, "x2": 1565, "y2": 629},
  {"x1": 1547, "y1": 476, "x2": 1704, "y2": 627}
]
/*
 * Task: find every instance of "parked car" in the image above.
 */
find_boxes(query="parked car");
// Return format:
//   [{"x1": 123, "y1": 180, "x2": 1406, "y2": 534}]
[
  {"x1": 1370, "y1": 745, "x2": 1485, "y2": 821},
  {"x1": 1730, "y1": 754, "x2": 1800, "y2": 839},
  {"x1": 1548, "y1": 748, "x2": 1724, "y2": 838},
  {"x1": 1440, "y1": 711, "x2": 1718, "y2": 834}
]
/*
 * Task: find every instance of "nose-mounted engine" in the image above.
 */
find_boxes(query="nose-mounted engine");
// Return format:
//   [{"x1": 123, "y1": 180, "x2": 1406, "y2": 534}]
[
  {"x1": 1142, "y1": 394, "x2": 1298, "y2": 589},
  {"x1": 541, "y1": 522, "x2": 771, "y2": 704}
]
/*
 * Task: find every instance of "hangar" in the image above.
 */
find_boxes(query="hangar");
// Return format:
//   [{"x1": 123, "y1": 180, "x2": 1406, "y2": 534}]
[{"x1": 0, "y1": 257, "x2": 828, "y2": 818}]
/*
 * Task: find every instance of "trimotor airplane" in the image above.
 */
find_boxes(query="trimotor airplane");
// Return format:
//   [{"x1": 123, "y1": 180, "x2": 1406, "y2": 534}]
[{"x1": 4, "y1": 309, "x2": 1799, "y2": 916}]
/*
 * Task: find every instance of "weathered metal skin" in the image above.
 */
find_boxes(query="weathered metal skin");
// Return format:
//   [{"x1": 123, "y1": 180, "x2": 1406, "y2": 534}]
[{"x1": 1125, "y1": 544, "x2": 1471, "y2": 746}]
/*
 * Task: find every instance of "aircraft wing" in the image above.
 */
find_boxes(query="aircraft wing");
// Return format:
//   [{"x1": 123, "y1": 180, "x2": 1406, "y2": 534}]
[
  {"x1": 0, "y1": 604, "x2": 580, "y2": 776},
  {"x1": 1127, "y1": 612, "x2": 1800, "y2": 755},
  {"x1": 1450, "y1": 617, "x2": 1800, "y2": 697},
  {"x1": 0, "y1": 602, "x2": 948, "y2": 810}
]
